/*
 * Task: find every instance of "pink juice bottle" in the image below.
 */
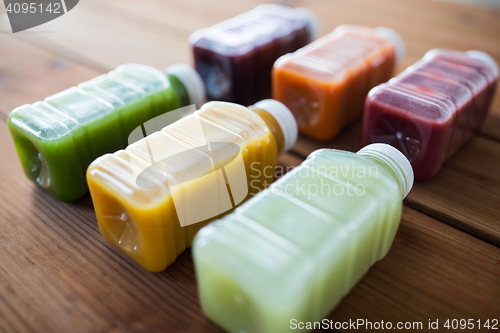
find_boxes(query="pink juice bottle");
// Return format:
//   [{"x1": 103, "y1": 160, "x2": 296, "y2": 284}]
[{"x1": 362, "y1": 49, "x2": 498, "y2": 181}]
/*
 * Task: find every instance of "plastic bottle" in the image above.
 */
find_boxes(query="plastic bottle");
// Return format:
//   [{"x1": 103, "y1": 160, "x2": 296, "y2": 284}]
[
  {"x1": 193, "y1": 143, "x2": 413, "y2": 333},
  {"x1": 87, "y1": 99, "x2": 297, "y2": 272},
  {"x1": 8, "y1": 63, "x2": 205, "y2": 202},
  {"x1": 273, "y1": 25, "x2": 405, "y2": 141},
  {"x1": 362, "y1": 49, "x2": 498, "y2": 180},
  {"x1": 190, "y1": 4, "x2": 319, "y2": 105}
]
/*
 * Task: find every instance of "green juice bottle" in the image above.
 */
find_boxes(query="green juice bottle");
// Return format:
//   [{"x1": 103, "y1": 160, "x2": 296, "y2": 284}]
[
  {"x1": 8, "y1": 63, "x2": 205, "y2": 202},
  {"x1": 193, "y1": 143, "x2": 413, "y2": 333}
]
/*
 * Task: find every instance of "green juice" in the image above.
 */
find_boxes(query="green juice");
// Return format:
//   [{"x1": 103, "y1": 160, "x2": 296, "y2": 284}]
[
  {"x1": 8, "y1": 64, "x2": 202, "y2": 202},
  {"x1": 193, "y1": 143, "x2": 413, "y2": 333}
]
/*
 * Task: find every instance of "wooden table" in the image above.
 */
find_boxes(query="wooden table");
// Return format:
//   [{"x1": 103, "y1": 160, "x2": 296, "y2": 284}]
[{"x1": 0, "y1": 0, "x2": 499, "y2": 332}]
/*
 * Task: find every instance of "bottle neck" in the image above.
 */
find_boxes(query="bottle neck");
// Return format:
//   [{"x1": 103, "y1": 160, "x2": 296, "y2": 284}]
[
  {"x1": 357, "y1": 144, "x2": 414, "y2": 200},
  {"x1": 362, "y1": 155, "x2": 406, "y2": 199},
  {"x1": 165, "y1": 73, "x2": 190, "y2": 107},
  {"x1": 250, "y1": 107, "x2": 286, "y2": 155},
  {"x1": 164, "y1": 64, "x2": 206, "y2": 108}
]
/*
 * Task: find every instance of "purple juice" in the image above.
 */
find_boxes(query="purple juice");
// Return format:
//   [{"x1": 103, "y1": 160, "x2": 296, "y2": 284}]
[
  {"x1": 362, "y1": 49, "x2": 498, "y2": 181},
  {"x1": 190, "y1": 4, "x2": 319, "y2": 105}
]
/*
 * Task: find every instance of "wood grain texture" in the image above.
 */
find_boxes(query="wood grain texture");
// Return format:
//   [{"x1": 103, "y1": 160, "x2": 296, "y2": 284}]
[
  {"x1": 0, "y1": 119, "x2": 223, "y2": 333},
  {"x1": 291, "y1": 0, "x2": 500, "y2": 141},
  {"x1": 0, "y1": 122, "x2": 498, "y2": 332},
  {"x1": 0, "y1": 0, "x2": 193, "y2": 71},
  {"x1": 2, "y1": 0, "x2": 499, "y2": 140},
  {"x1": 0, "y1": 34, "x2": 100, "y2": 117},
  {"x1": 292, "y1": 119, "x2": 500, "y2": 247},
  {"x1": 405, "y1": 137, "x2": 500, "y2": 246},
  {"x1": 0, "y1": 116, "x2": 499, "y2": 332},
  {"x1": 319, "y1": 206, "x2": 500, "y2": 333},
  {"x1": 0, "y1": 0, "x2": 499, "y2": 332}
]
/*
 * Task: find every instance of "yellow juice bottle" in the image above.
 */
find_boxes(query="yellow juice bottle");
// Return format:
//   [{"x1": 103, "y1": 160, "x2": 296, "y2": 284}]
[{"x1": 87, "y1": 99, "x2": 297, "y2": 272}]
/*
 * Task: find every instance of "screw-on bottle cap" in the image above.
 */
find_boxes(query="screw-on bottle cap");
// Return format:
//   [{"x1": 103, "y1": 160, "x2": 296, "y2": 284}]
[
  {"x1": 251, "y1": 99, "x2": 298, "y2": 152},
  {"x1": 466, "y1": 50, "x2": 499, "y2": 76},
  {"x1": 374, "y1": 27, "x2": 405, "y2": 66},
  {"x1": 294, "y1": 7, "x2": 321, "y2": 41},
  {"x1": 165, "y1": 64, "x2": 206, "y2": 108},
  {"x1": 357, "y1": 143, "x2": 414, "y2": 199}
]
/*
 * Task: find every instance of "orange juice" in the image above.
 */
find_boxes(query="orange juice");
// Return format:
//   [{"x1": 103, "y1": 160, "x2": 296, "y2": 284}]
[
  {"x1": 87, "y1": 99, "x2": 297, "y2": 272},
  {"x1": 273, "y1": 25, "x2": 404, "y2": 141}
]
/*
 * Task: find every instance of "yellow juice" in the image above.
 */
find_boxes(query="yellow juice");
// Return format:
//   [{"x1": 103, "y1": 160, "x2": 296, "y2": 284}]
[{"x1": 87, "y1": 100, "x2": 297, "y2": 272}]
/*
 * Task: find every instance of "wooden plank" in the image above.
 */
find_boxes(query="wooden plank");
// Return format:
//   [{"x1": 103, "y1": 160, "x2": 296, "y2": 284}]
[
  {"x1": 0, "y1": 119, "x2": 224, "y2": 333},
  {"x1": 291, "y1": 119, "x2": 500, "y2": 246},
  {"x1": 0, "y1": 1, "x2": 499, "y2": 331},
  {"x1": 480, "y1": 113, "x2": 500, "y2": 141},
  {"x1": 1, "y1": 0, "x2": 498, "y2": 246},
  {"x1": 0, "y1": 120, "x2": 498, "y2": 332},
  {"x1": 0, "y1": 0, "x2": 193, "y2": 71},
  {"x1": 82, "y1": 0, "x2": 500, "y2": 141},
  {"x1": 293, "y1": 0, "x2": 500, "y2": 141},
  {"x1": 0, "y1": 34, "x2": 302, "y2": 331},
  {"x1": 3, "y1": 0, "x2": 499, "y2": 140},
  {"x1": 0, "y1": 34, "x2": 100, "y2": 118},
  {"x1": 404, "y1": 136, "x2": 500, "y2": 245},
  {"x1": 79, "y1": 0, "x2": 500, "y2": 57},
  {"x1": 82, "y1": 0, "x2": 263, "y2": 37},
  {"x1": 325, "y1": 206, "x2": 500, "y2": 333}
]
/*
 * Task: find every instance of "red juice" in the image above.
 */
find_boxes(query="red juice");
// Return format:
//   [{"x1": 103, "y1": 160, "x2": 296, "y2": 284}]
[
  {"x1": 362, "y1": 49, "x2": 498, "y2": 181},
  {"x1": 190, "y1": 4, "x2": 319, "y2": 105}
]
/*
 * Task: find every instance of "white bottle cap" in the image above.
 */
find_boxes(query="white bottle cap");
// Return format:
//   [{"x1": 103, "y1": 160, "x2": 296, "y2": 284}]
[
  {"x1": 357, "y1": 143, "x2": 414, "y2": 199},
  {"x1": 165, "y1": 64, "x2": 206, "y2": 108},
  {"x1": 466, "y1": 50, "x2": 499, "y2": 76},
  {"x1": 374, "y1": 27, "x2": 405, "y2": 66},
  {"x1": 251, "y1": 99, "x2": 298, "y2": 153},
  {"x1": 295, "y1": 7, "x2": 321, "y2": 41}
]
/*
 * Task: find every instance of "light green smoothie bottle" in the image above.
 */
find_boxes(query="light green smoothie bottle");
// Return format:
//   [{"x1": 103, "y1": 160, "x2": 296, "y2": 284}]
[{"x1": 192, "y1": 143, "x2": 413, "y2": 333}]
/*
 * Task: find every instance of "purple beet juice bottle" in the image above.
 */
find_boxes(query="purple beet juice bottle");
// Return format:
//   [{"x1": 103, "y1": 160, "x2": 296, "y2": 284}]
[
  {"x1": 362, "y1": 49, "x2": 498, "y2": 181},
  {"x1": 190, "y1": 4, "x2": 319, "y2": 105}
]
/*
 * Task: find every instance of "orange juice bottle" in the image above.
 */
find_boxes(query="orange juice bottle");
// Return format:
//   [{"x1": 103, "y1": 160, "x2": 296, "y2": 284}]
[
  {"x1": 272, "y1": 25, "x2": 404, "y2": 141},
  {"x1": 87, "y1": 99, "x2": 297, "y2": 272}
]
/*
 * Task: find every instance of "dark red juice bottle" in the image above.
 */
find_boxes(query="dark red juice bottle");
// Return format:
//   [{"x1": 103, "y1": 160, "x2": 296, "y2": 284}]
[
  {"x1": 190, "y1": 4, "x2": 319, "y2": 105},
  {"x1": 362, "y1": 49, "x2": 498, "y2": 181}
]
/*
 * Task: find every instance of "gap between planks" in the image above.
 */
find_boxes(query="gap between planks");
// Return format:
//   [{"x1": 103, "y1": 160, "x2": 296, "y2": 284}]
[
  {"x1": 1, "y1": 32, "x2": 500, "y2": 251},
  {"x1": 0, "y1": 115, "x2": 498, "y2": 332},
  {"x1": 5, "y1": 0, "x2": 499, "y2": 140}
]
